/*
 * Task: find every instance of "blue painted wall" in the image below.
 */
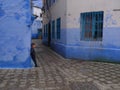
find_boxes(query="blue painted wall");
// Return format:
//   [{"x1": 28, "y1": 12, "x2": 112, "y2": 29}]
[
  {"x1": 43, "y1": 26, "x2": 120, "y2": 62},
  {"x1": 0, "y1": 0, "x2": 32, "y2": 68},
  {"x1": 49, "y1": 27, "x2": 120, "y2": 62},
  {"x1": 66, "y1": 27, "x2": 120, "y2": 61},
  {"x1": 32, "y1": 20, "x2": 41, "y2": 39},
  {"x1": 32, "y1": 34, "x2": 39, "y2": 39}
]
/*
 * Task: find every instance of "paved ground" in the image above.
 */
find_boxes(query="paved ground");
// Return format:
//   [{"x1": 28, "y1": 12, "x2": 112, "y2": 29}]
[{"x1": 0, "y1": 39, "x2": 120, "y2": 90}]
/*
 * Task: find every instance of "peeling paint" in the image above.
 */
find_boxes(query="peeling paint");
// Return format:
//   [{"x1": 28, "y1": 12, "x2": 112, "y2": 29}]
[{"x1": 105, "y1": 10, "x2": 118, "y2": 27}]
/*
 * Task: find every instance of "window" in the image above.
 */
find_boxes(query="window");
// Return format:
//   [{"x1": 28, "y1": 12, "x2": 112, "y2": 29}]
[
  {"x1": 56, "y1": 18, "x2": 61, "y2": 39},
  {"x1": 81, "y1": 11, "x2": 104, "y2": 41},
  {"x1": 46, "y1": 0, "x2": 49, "y2": 10},
  {"x1": 52, "y1": 20, "x2": 55, "y2": 39},
  {"x1": 44, "y1": 24, "x2": 47, "y2": 38},
  {"x1": 44, "y1": 25, "x2": 46, "y2": 37},
  {"x1": 48, "y1": 0, "x2": 51, "y2": 7},
  {"x1": 46, "y1": 24, "x2": 48, "y2": 38}
]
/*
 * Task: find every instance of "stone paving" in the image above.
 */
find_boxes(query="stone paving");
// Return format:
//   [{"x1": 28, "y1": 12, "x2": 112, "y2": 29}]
[{"x1": 0, "y1": 39, "x2": 120, "y2": 90}]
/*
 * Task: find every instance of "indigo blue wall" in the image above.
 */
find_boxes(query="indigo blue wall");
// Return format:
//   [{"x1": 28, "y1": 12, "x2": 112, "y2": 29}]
[
  {"x1": 66, "y1": 27, "x2": 120, "y2": 61},
  {"x1": 0, "y1": 0, "x2": 32, "y2": 68},
  {"x1": 42, "y1": 28, "x2": 66, "y2": 56},
  {"x1": 32, "y1": 20, "x2": 41, "y2": 39},
  {"x1": 32, "y1": 34, "x2": 39, "y2": 39},
  {"x1": 50, "y1": 27, "x2": 120, "y2": 62},
  {"x1": 43, "y1": 27, "x2": 120, "y2": 62}
]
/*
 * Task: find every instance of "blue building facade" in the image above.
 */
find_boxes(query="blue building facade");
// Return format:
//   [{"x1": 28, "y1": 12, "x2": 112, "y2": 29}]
[
  {"x1": 43, "y1": 0, "x2": 120, "y2": 62},
  {"x1": 32, "y1": 20, "x2": 41, "y2": 39},
  {"x1": 0, "y1": 0, "x2": 32, "y2": 68}
]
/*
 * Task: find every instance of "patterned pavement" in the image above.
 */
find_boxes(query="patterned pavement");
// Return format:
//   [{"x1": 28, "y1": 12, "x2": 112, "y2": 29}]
[{"x1": 0, "y1": 39, "x2": 120, "y2": 90}]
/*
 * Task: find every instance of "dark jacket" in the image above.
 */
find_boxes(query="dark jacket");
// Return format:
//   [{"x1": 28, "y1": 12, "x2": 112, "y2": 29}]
[{"x1": 31, "y1": 48, "x2": 36, "y2": 59}]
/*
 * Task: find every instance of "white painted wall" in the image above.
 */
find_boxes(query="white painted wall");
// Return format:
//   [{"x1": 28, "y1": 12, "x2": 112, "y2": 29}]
[
  {"x1": 43, "y1": 0, "x2": 67, "y2": 44},
  {"x1": 43, "y1": 0, "x2": 120, "y2": 47},
  {"x1": 66, "y1": 0, "x2": 120, "y2": 50},
  {"x1": 33, "y1": 7, "x2": 42, "y2": 19},
  {"x1": 66, "y1": 0, "x2": 120, "y2": 28},
  {"x1": 43, "y1": 0, "x2": 67, "y2": 29}
]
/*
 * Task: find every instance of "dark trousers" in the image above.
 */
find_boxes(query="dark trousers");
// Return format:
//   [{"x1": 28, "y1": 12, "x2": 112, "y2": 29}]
[
  {"x1": 31, "y1": 48, "x2": 37, "y2": 67},
  {"x1": 31, "y1": 55, "x2": 37, "y2": 67}
]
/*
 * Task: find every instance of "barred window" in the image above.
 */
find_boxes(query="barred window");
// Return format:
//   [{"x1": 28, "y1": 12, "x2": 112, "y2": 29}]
[
  {"x1": 44, "y1": 25, "x2": 46, "y2": 37},
  {"x1": 56, "y1": 18, "x2": 61, "y2": 39},
  {"x1": 46, "y1": 24, "x2": 48, "y2": 38},
  {"x1": 81, "y1": 11, "x2": 104, "y2": 41},
  {"x1": 52, "y1": 20, "x2": 55, "y2": 39}
]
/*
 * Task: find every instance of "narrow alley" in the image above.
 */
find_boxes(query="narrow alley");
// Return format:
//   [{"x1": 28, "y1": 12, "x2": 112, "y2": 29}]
[{"x1": 0, "y1": 39, "x2": 120, "y2": 90}]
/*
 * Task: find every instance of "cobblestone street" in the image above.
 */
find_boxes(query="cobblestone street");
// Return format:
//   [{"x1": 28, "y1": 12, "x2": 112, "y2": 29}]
[{"x1": 0, "y1": 39, "x2": 120, "y2": 90}]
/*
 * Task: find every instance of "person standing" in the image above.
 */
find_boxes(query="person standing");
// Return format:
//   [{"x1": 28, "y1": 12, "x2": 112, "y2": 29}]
[{"x1": 31, "y1": 43, "x2": 37, "y2": 67}]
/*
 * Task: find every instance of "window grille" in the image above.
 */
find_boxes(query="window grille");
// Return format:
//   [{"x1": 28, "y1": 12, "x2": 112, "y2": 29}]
[
  {"x1": 56, "y1": 18, "x2": 61, "y2": 39},
  {"x1": 81, "y1": 11, "x2": 104, "y2": 41},
  {"x1": 52, "y1": 20, "x2": 55, "y2": 39},
  {"x1": 46, "y1": 24, "x2": 48, "y2": 38},
  {"x1": 44, "y1": 25, "x2": 46, "y2": 37}
]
